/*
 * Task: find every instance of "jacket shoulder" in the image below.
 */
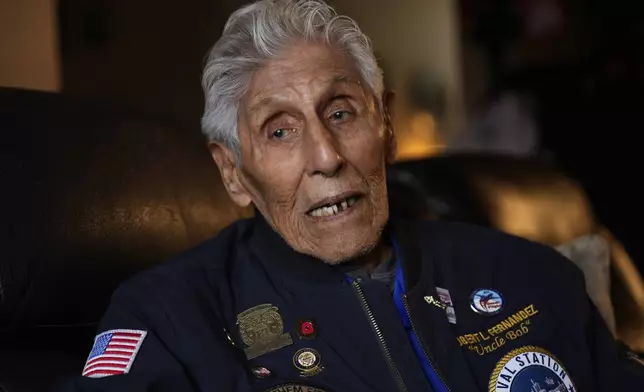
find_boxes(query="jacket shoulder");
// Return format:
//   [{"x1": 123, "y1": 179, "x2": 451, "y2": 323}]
[
  {"x1": 114, "y1": 219, "x2": 252, "y2": 301},
  {"x1": 414, "y1": 220, "x2": 584, "y2": 284}
]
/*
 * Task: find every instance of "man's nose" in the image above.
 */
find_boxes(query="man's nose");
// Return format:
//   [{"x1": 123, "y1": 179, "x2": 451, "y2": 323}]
[{"x1": 304, "y1": 117, "x2": 344, "y2": 178}]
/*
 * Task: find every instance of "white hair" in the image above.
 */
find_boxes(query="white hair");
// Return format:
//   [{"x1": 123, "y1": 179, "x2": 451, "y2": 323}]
[{"x1": 201, "y1": 0, "x2": 384, "y2": 162}]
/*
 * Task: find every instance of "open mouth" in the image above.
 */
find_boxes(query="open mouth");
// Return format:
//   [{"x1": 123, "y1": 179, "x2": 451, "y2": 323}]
[{"x1": 307, "y1": 195, "x2": 361, "y2": 218}]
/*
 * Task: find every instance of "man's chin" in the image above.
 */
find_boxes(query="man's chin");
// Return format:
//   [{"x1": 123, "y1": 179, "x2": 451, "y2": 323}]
[
  {"x1": 284, "y1": 210, "x2": 389, "y2": 264},
  {"x1": 307, "y1": 236, "x2": 381, "y2": 265}
]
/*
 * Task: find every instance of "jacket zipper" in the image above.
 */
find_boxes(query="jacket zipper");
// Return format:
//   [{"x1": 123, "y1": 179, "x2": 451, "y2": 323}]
[
  {"x1": 351, "y1": 280, "x2": 408, "y2": 392},
  {"x1": 403, "y1": 294, "x2": 452, "y2": 392}
]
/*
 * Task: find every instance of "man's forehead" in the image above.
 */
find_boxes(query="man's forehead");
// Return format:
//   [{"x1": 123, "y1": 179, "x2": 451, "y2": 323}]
[{"x1": 246, "y1": 74, "x2": 364, "y2": 113}]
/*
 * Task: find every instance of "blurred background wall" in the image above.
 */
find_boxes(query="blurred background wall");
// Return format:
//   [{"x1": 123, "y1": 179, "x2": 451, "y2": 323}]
[
  {"x1": 54, "y1": 0, "x2": 462, "y2": 159},
  {"x1": 57, "y1": 0, "x2": 237, "y2": 140},
  {"x1": 332, "y1": 0, "x2": 465, "y2": 160},
  {"x1": 0, "y1": 0, "x2": 60, "y2": 91}
]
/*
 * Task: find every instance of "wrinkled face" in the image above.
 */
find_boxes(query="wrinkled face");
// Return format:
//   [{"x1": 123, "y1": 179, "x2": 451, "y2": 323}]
[{"x1": 210, "y1": 41, "x2": 396, "y2": 263}]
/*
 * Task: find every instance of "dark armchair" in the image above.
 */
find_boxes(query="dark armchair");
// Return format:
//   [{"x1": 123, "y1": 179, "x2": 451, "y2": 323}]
[{"x1": 0, "y1": 88, "x2": 245, "y2": 391}]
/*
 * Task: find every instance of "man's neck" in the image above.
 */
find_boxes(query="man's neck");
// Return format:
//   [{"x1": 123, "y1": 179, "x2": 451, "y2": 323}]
[
  {"x1": 349, "y1": 239, "x2": 392, "y2": 274},
  {"x1": 340, "y1": 239, "x2": 397, "y2": 293}
]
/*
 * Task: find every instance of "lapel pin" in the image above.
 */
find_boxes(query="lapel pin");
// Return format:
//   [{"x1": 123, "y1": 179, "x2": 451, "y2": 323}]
[
  {"x1": 470, "y1": 288, "x2": 504, "y2": 316},
  {"x1": 296, "y1": 319, "x2": 317, "y2": 339},
  {"x1": 236, "y1": 304, "x2": 293, "y2": 360},
  {"x1": 424, "y1": 295, "x2": 447, "y2": 310},
  {"x1": 223, "y1": 328, "x2": 237, "y2": 347},
  {"x1": 436, "y1": 287, "x2": 457, "y2": 324},
  {"x1": 251, "y1": 366, "x2": 273, "y2": 378},
  {"x1": 293, "y1": 348, "x2": 323, "y2": 377}
]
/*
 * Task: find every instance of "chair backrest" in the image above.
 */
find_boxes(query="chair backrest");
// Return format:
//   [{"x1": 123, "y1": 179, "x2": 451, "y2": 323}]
[{"x1": 0, "y1": 88, "x2": 243, "y2": 390}]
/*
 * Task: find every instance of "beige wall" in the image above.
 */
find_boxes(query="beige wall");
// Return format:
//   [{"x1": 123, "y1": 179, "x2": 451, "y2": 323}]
[
  {"x1": 0, "y1": 0, "x2": 60, "y2": 91},
  {"x1": 60, "y1": 0, "x2": 238, "y2": 133},
  {"x1": 58, "y1": 0, "x2": 463, "y2": 157},
  {"x1": 332, "y1": 0, "x2": 464, "y2": 159}
]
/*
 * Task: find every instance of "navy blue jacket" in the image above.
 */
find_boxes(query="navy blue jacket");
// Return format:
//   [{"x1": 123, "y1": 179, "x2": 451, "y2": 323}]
[{"x1": 57, "y1": 217, "x2": 644, "y2": 391}]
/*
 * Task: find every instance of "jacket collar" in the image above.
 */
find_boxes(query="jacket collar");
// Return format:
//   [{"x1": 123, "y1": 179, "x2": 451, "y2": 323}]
[
  {"x1": 247, "y1": 212, "x2": 429, "y2": 292},
  {"x1": 248, "y1": 213, "x2": 348, "y2": 285}
]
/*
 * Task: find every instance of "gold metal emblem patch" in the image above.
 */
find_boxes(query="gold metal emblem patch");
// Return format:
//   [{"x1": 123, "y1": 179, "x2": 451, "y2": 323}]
[{"x1": 237, "y1": 304, "x2": 293, "y2": 359}]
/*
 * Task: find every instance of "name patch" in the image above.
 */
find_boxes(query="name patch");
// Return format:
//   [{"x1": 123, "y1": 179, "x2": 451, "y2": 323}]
[
  {"x1": 489, "y1": 346, "x2": 577, "y2": 392},
  {"x1": 265, "y1": 384, "x2": 327, "y2": 392},
  {"x1": 457, "y1": 304, "x2": 538, "y2": 353}
]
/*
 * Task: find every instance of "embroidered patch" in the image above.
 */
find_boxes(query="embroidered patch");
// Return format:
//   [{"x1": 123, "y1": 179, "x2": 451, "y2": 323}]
[
  {"x1": 457, "y1": 304, "x2": 539, "y2": 353},
  {"x1": 489, "y1": 346, "x2": 577, "y2": 392},
  {"x1": 265, "y1": 384, "x2": 328, "y2": 392},
  {"x1": 82, "y1": 329, "x2": 147, "y2": 378}
]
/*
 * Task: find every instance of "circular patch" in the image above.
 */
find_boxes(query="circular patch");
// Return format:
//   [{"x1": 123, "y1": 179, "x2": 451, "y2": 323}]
[
  {"x1": 470, "y1": 289, "x2": 504, "y2": 315},
  {"x1": 489, "y1": 346, "x2": 576, "y2": 392}
]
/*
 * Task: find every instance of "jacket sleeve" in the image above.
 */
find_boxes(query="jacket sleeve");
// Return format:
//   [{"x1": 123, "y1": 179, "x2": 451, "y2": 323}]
[
  {"x1": 556, "y1": 250, "x2": 644, "y2": 389},
  {"x1": 54, "y1": 279, "x2": 250, "y2": 392},
  {"x1": 585, "y1": 299, "x2": 644, "y2": 390},
  {"x1": 528, "y1": 241, "x2": 644, "y2": 390},
  {"x1": 53, "y1": 287, "x2": 194, "y2": 392}
]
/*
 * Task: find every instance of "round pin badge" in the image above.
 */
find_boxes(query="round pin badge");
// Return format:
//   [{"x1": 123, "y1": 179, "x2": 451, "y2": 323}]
[
  {"x1": 296, "y1": 319, "x2": 317, "y2": 339},
  {"x1": 489, "y1": 346, "x2": 577, "y2": 392},
  {"x1": 470, "y1": 288, "x2": 504, "y2": 315},
  {"x1": 301, "y1": 321, "x2": 315, "y2": 336},
  {"x1": 293, "y1": 348, "x2": 323, "y2": 376}
]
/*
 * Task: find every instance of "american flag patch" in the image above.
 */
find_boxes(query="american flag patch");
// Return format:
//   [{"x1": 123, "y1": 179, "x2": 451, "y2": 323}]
[{"x1": 82, "y1": 329, "x2": 147, "y2": 378}]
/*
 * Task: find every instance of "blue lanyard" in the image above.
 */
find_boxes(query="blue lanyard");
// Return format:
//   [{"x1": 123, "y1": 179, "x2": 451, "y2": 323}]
[
  {"x1": 392, "y1": 241, "x2": 449, "y2": 392},
  {"x1": 343, "y1": 241, "x2": 448, "y2": 391}
]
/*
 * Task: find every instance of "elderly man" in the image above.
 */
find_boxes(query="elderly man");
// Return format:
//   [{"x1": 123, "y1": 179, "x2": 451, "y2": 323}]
[{"x1": 60, "y1": 1, "x2": 643, "y2": 391}]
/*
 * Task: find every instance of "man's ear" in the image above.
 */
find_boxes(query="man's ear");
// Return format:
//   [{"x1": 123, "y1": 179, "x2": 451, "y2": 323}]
[
  {"x1": 383, "y1": 90, "x2": 398, "y2": 164},
  {"x1": 208, "y1": 142, "x2": 252, "y2": 207}
]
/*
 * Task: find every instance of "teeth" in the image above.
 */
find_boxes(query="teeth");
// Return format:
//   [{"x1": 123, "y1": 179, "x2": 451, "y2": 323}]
[{"x1": 309, "y1": 196, "x2": 358, "y2": 218}]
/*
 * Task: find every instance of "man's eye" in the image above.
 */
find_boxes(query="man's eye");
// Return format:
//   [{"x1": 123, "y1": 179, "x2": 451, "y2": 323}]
[
  {"x1": 330, "y1": 110, "x2": 351, "y2": 121},
  {"x1": 271, "y1": 128, "x2": 289, "y2": 139}
]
